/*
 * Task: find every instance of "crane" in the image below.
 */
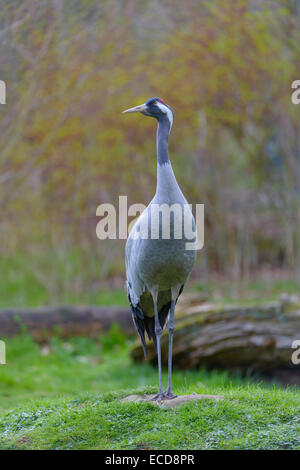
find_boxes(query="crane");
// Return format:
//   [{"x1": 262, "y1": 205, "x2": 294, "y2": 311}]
[{"x1": 123, "y1": 97, "x2": 197, "y2": 401}]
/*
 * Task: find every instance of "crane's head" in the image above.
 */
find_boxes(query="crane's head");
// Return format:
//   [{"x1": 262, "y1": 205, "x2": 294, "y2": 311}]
[{"x1": 123, "y1": 97, "x2": 173, "y2": 128}]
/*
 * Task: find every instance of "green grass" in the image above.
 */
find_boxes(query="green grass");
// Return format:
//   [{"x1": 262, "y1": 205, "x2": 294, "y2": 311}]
[{"x1": 0, "y1": 331, "x2": 299, "y2": 450}]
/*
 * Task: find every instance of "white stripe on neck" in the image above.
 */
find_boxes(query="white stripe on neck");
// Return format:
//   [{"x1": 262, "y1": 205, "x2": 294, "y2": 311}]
[{"x1": 156, "y1": 102, "x2": 173, "y2": 130}]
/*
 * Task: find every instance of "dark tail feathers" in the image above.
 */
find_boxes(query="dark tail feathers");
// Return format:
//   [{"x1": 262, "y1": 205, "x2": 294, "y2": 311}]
[{"x1": 129, "y1": 295, "x2": 171, "y2": 358}]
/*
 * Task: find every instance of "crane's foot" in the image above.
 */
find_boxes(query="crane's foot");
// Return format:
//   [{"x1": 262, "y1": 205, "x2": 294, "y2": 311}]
[
  {"x1": 151, "y1": 392, "x2": 165, "y2": 402},
  {"x1": 151, "y1": 391, "x2": 177, "y2": 401},
  {"x1": 162, "y1": 389, "x2": 177, "y2": 400}
]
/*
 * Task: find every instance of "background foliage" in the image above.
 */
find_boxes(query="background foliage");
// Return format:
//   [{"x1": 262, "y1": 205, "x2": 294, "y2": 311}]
[{"x1": 0, "y1": 0, "x2": 299, "y2": 304}]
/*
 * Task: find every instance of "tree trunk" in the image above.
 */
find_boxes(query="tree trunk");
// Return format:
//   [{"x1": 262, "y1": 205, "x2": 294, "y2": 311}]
[{"x1": 0, "y1": 305, "x2": 133, "y2": 341}]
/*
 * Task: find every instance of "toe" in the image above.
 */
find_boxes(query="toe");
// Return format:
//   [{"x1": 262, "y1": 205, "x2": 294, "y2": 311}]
[{"x1": 163, "y1": 391, "x2": 177, "y2": 400}]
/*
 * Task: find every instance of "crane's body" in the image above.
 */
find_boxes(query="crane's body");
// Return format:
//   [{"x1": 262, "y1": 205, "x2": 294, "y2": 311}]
[{"x1": 123, "y1": 98, "x2": 196, "y2": 400}]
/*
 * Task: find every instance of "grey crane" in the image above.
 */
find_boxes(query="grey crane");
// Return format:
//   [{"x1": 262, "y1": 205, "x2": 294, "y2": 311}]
[{"x1": 123, "y1": 97, "x2": 197, "y2": 401}]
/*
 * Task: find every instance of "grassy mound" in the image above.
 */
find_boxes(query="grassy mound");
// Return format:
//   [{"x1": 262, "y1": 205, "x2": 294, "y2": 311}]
[
  {"x1": 1, "y1": 387, "x2": 299, "y2": 450},
  {"x1": 0, "y1": 332, "x2": 299, "y2": 450}
]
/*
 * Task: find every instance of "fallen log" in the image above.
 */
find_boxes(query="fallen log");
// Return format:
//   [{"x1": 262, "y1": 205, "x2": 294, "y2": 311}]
[
  {"x1": 131, "y1": 297, "x2": 300, "y2": 375},
  {"x1": 0, "y1": 305, "x2": 133, "y2": 341}
]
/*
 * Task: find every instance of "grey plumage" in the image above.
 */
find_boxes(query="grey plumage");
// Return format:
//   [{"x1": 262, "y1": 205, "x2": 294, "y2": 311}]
[{"x1": 123, "y1": 97, "x2": 197, "y2": 400}]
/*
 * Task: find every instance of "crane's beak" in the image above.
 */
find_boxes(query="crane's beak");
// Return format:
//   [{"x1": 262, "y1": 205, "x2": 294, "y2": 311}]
[{"x1": 122, "y1": 103, "x2": 148, "y2": 114}]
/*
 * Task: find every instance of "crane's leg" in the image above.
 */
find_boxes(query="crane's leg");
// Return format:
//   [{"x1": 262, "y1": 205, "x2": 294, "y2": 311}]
[
  {"x1": 163, "y1": 298, "x2": 177, "y2": 399},
  {"x1": 163, "y1": 284, "x2": 181, "y2": 399},
  {"x1": 150, "y1": 286, "x2": 164, "y2": 401}
]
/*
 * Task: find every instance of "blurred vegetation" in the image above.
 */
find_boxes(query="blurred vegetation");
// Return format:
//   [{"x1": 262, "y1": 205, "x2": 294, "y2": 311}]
[
  {"x1": 0, "y1": 330, "x2": 299, "y2": 449},
  {"x1": 0, "y1": 0, "x2": 299, "y2": 303},
  {"x1": 0, "y1": 252, "x2": 299, "y2": 307}
]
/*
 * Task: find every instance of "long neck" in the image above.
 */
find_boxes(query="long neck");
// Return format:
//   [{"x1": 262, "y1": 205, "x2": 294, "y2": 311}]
[
  {"x1": 155, "y1": 117, "x2": 182, "y2": 198},
  {"x1": 156, "y1": 116, "x2": 170, "y2": 165}
]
